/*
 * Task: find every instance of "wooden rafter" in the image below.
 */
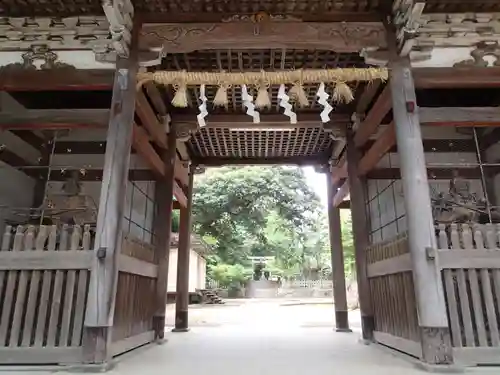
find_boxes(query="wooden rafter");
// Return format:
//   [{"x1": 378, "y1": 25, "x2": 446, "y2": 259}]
[
  {"x1": 134, "y1": 82, "x2": 190, "y2": 205},
  {"x1": 132, "y1": 124, "x2": 187, "y2": 206},
  {"x1": 354, "y1": 85, "x2": 392, "y2": 148},
  {"x1": 135, "y1": 89, "x2": 167, "y2": 148},
  {"x1": 331, "y1": 154, "x2": 348, "y2": 186},
  {"x1": 356, "y1": 80, "x2": 382, "y2": 115},
  {"x1": 332, "y1": 179, "x2": 350, "y2": 207},
  {"x1": 358, "y1": 122, "x2": 395, "y2": 176}
]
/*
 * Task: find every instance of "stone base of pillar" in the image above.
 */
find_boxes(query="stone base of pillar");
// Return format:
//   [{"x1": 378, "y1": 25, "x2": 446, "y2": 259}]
[
  {"x1": 420, "y1": 326, "x2": 453, "y2": 365},
  {"x1": 361, "y1": 315, "x2": 375, "y2": 341},
  {"x1": 173, "y1": 310, "x2": 189, "y2": 332},
  {"x1": 153, "y1": 316, "x2": 166, "y2": 340},
  {"x1": 335, "y1": 310, "x2": 352, "y2": 332}
]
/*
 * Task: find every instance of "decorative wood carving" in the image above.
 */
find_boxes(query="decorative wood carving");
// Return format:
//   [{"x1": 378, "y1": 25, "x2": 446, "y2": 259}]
[
  {"x1": 0, "y1": 14, "x2": 137, "y2": 64},
  {"x1": 454, "y1": 41, "x2": 500, "y2": 67},
  {"x1": 140, "y1": 22, "x2": 387, "y2": 54},
  {"x1": 173, "y1": 122, "x2": 198, "y2": 142},
  {"x1": 0, "y1": 45, "x2": 76, "y2": 72}
]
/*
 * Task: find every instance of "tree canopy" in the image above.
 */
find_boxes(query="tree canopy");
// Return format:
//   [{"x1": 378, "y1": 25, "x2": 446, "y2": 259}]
[{"x1": 189, "y1": 166, "x2": 355, "y2": 286}]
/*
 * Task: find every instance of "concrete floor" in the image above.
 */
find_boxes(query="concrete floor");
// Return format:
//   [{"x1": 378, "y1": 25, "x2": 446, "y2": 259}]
[{"x1": 7, "y1": 299, "x2": 500, "y2": 374}]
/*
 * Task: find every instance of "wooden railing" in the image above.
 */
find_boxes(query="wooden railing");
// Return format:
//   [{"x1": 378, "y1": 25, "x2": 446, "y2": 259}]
[
  {"x1": 0, "y1": 225, "x2": 92, "y2": 364},
  {"x1": 366, "y1": 233, "x2": 421, "y2": 358},
  {"x1": 436, "y1": 223, "x2": 500, "y2": 366},
  {"x1": 111, "y1": 235, "x2": 158, "y2": 356}
]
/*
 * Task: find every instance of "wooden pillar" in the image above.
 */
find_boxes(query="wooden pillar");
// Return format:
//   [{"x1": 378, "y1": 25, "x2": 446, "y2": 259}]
[
  {"x1": 326, "y1": 176, "x2": 351, "y2": 332},
  {"x1": 389, "y1": 57, "x2": 452, "y2": 364},
  {"x1": 346, "y1": 131, "x2": 374, "y2": 341},
  {"x1": 152, "y1": 129, "x2": 178, "y2": 340},
  {"x1": 83, "y1": 25, "x2": 139, "y2": 365},
  {"x1": 173, "y1": 164, "x2": 194, "y2": 332}
]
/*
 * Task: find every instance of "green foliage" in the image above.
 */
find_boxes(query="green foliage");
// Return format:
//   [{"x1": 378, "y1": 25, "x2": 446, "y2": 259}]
[
  {"x1": 192, "y1": 166, "x2": 355, "y2": 280},
  {"x1": 341, "y1": 211, "x2": 356, "y2": 277},
  {"x1": 192, "y1": 166, "x2": 322, "y2": 267},
  {"x1": 209, "y1": 263, "x2": 251, "y2": 287}
]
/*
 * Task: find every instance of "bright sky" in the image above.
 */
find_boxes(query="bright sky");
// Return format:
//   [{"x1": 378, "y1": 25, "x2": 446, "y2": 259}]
[{"x1": 302, "y1": 166, "x2": 328, "y2": 210}]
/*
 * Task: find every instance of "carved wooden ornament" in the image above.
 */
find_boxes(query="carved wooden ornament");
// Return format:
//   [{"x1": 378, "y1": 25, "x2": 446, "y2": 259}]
[{"x1": 140, "y1": 22, "x2": 387, "y2": 54}]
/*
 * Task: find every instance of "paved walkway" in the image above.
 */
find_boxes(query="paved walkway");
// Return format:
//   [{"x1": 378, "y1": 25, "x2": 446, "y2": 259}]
[{"x1": 6, "y1": 299, "x2": 499, "y2": 374}]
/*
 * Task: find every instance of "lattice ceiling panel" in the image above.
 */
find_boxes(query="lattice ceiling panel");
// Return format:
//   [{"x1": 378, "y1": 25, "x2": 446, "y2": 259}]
[
  {"x1": 188, "y1": 127, "x2": 333, "y2": 159},
  {"x1": 161, "y1": 49, "x2": 366, "y2": 114}
]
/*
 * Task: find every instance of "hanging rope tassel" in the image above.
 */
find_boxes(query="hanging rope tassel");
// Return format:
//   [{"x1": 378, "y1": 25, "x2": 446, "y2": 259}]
[
  {"x1": 171, "y1": 83, "x2": 188, "y2": 108},
  {"x1": 197, "y1": 84, "x2": 208, "y2": 127},
  {"x1": 289, "y1": 83, "x2": 309, "y2": 107},
  {"x1": 255, "y1": 82, "x2": 271, "y2": 109},
  {"x1": 213, "y1": 84, "x2": 229, "y2": 107},
  {"x1": 333, "y1": 82, "x2": 354, "y2": 104},
  {"x1": 241, "y1": 84, "x2": 260, "y2": 124},
  {"x1": 277, "y1": 84, "x2": 297, "y2": 124},
  {"x1": 316, "y1": 82, "x2": 333, "y2": 123}
]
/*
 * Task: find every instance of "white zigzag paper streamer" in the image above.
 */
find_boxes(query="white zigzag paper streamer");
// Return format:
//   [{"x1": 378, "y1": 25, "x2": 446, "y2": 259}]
[
  {"x1": 241, "y1": 84, "x2": 260, "y2": 124},
  {"x1": 316, "y1": 82, "x2": 333, "y2": 123},
  {"x1": 197, "y1": 84, "x2": 208, "y2": 127},
  {"x1": 277, "y1": 84, "x2": 297, "y2": 124}
]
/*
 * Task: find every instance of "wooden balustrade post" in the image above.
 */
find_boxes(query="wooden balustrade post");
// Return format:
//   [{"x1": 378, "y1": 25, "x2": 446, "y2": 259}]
[
  {"x1": 346, "y1": 130, "x2": 374, "y2": 341},
  {"x1": 82, "y1": 22, "x2": 139, "y2": 367},
  {"x1": 389, "y1": 57, "x2": 452, "y2": 365},
  {"x1": 326, "y1": 175, "x2": 351, "y2": 332},
  {"x1": 152, "y1": 127, "x2": 178, "y2": 340},
  {"x1": 173, "y1": 164, "x2": 194, "y2": 332}
]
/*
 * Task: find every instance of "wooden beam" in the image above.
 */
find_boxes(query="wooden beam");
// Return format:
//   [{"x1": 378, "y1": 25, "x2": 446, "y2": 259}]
[
  {"x1": 132, "y1": 124, "x2": 165, "y2": 175},
  {"x1": 358, "y1": 122, "x2": 395, "y2": 176},
  {"x1": 144, "y1": 82, "x2": 167, "y2": 117},
  {"x1": 193, "y1": 155, "x2": 326, "y2": 166},
  {"x1": 140, "y1": 11, "x2": 383, "y2": 23},
  {"x1": 153, "y1": 128, "x2": 182, "y2": 339},
  {"x1": 140, "y1": 22, "x2": 386, "y2": 54},
  {"x1": 173, "y1": 113, "x2": 351, "y2": 128},
  {"x1": 9, "y1": 130, "x2": 46, "y2": 151},
  {"x1": 85, "y1": 54, "x2": 138, "y2": 338},
  {"x1": 16, "y1": 168, "x2": 155, "y2": 181},
  {"x1": 0, "y1": 69, "x2": 113, "y2": 91},
  {"x1": 132, "y1": 124, "x2": 187, "y2": 205},
  {"x1": 0, "y1": 147, "x2": 29, "y2": 167},
  {"x1": 331, "y1": 154, "x2": 347, "y2": 185},
  {"x1": 326, "y1": 175, "x2": 350, "y2": 332},
  {"x1": 356, "y1": 80, "x2": 382, "y2": 114},
  {"x1": 413, "y1": 67, "x2": 500, "y2": 89},
  {"x1": 363, "y1": 138, "x2": 477, "y2": 154},
  {"x1": 135, "y1": 89, "x2": 167, "y2": 148},
  {"x1": 354, "y1": 86, "x2": 392, "y2": 148},
  {"x1": 366, "y1": 167, "x2": 500, "y2": 180},
  {"x1": 424, "y1": 121, "x2": 500, "y2": 128},
  {"x1": 419, "y1": 107, "x2": 500, "y2": 124},
  {"x1": 338, "y1": 200, "x2": 351, "y2": 209},
  {"x1": 332, "y1": 179, "x2": 350, "y2": 207},
  {"x1": 0, "y1": 109, "x2": 110, "y2": 130},
  {"x1": 174, "y1": 165, "x2": 194, "y2": 332}
]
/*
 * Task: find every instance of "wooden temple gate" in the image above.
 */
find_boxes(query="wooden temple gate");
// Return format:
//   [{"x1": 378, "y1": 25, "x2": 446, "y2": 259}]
[{"x1": 0, "y1": 0, "x2": 500, "y2": 370}]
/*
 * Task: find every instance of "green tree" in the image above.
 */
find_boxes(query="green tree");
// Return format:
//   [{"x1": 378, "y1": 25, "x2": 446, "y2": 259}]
[
  {"x1": 192, "y1": 166, "x2": 323, "y2": 267},
  {"x1": 340, "y1": 211, "x2": 356, "y2": 277}
]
